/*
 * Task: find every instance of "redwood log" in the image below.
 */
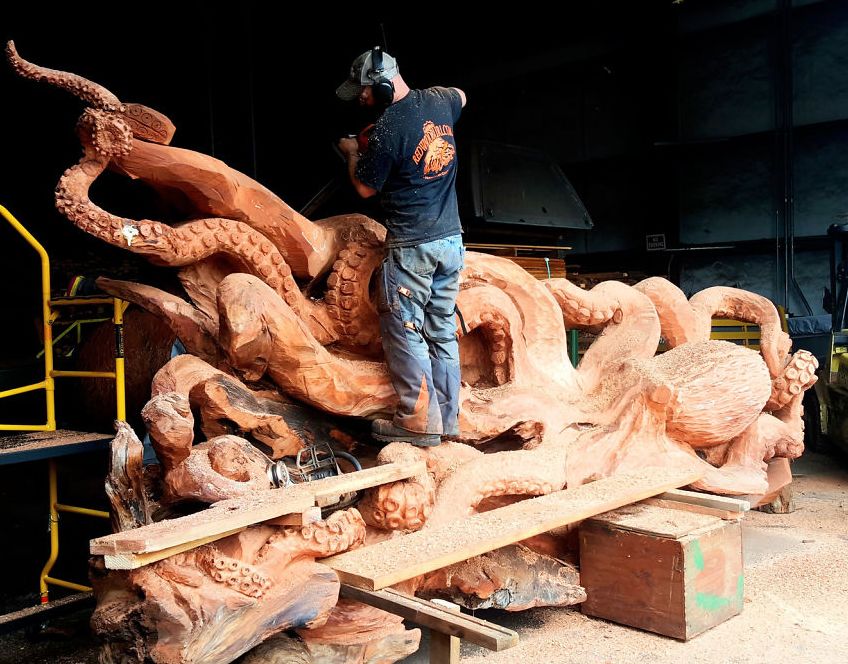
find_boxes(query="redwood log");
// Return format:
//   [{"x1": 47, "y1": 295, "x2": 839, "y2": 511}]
[
  {"x1": 417, "y1": 544, "x2": 586, "y2": 611},
  {"x1": 236, "y1": 632, "x2": 312, "y2": 663},
  {"x1": 105, "y1": 421, "x2": 152, "y2": 532},
  {"x1": 296, "y1": 599, "x2": 420, "y2": 664}
]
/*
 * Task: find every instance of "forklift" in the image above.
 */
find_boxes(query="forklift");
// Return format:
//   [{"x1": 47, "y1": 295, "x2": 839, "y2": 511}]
[{"x1": 802, "y1": 222, "x2": 848, "y2": 454}]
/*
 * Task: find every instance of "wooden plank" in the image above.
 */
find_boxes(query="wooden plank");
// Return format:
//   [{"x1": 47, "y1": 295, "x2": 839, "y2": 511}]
[
  {"x1": 92, "y1": 461, "x2": 424, "y2": 557},
  {"x1": 429, "y1": 599, "x2": 461, "y2": 664},
  {"x1": 640, "y1": 497, "x2": 742, "y2": 521},
  {"x1": 339, "y1": 585, "x2": 518, "y2": 652},
  {"x1": 103, "y1": 527, "x2": 247, "y2": 570},
  {"x1": 91, "y1": 489, "x2": 314, "y2": 556},
  {"x1": 658, "y1": 489, "x2": 750, "y2": 513},
  {"x1": 307, "y1": 462, "x2": 425, "y2": 502},
  {"x1": 325, "y1": 468, "x2": 702, "y2": 590},
  {"x1": 263, "y1": 506, "x2": 322, "y2": 527},
  {"x1": 465, "y1": 243, "x2": 571, "y2": 251}
]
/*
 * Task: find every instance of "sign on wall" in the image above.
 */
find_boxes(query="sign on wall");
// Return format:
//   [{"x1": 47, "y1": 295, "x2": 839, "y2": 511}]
[{"x1": 646, "y1": 233, "x2": 666, "y2": 251}]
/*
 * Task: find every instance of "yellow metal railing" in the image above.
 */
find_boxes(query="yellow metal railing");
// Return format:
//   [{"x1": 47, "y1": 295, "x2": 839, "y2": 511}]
[
  {"x1": 710, "y1": 305, "x2": 789, "y2": 351},
  {"x1": 0, "y1": 204, "x2": 126, "y2": 602}
]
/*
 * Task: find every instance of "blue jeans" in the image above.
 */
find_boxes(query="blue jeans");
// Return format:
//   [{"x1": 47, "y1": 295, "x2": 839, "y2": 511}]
[{"x1": 377, "y1": 234, "x2": 465, "y2": 435}]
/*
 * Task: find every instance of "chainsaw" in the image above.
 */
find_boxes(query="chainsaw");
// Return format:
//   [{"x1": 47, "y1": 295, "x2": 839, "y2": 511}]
[{"x1": 266, "y1": 442, "x2": 362, "y2": 515}]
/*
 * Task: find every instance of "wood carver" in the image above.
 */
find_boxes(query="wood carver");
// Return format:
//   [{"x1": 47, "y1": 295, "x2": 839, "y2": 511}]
[{"x1": 7, "y1": 41, "x2": 819, "y2": 663}]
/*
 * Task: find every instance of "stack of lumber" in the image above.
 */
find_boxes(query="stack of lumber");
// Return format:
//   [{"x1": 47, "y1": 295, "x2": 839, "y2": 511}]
[
  {"x1": 465, "y1": 243, "x2": 568, "y2": 280},
  {"x1": 569, "y1": 270, "x2": 649, "y2": 290},
  {"x1": 508, "y1": 256, "x2": 566, "y2": 279}
]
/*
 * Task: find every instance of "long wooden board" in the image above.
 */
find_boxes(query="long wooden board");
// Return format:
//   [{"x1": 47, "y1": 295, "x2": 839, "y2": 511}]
[
  {"x1": 324, "y1": 468, "x2": 702, "y2": 590},
  {"x1": 91, "y1": 489, "x2": 314, "y2": 556},
  {"x1": 339, "y1": 586, "x2": 518, "y2": 651},
  {"x1": 103, "y1": 527, "x2": 249, "y2": 570},
  {"x1": 657, "y1": 488, "x2": 750, "y2": 512},
  {"x1": 640, "y1": 497, "x2": 743, "y2": 521},
  {"x1": 91, "y1": 461, "x2": 425, "y2": 558}
]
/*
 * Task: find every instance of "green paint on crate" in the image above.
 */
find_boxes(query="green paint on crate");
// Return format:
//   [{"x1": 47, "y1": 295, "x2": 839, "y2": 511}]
[
  {"x1": 695, "y1": 591, "x2": 732, "y2": 612},
  {"x1": 695, "y1": 574, "x2": 743, "y2": 612},
  {"x1": 691, "y1": 540, "x2": 705, "y2": 572}
]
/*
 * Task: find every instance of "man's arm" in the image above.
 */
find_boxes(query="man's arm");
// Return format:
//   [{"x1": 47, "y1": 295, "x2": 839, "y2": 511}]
[
  {"x1": 450, "y1": 87, "x2": 467, "y2": 107},
  {"x1": 338, "y1": 138, "x2": 377, "y2": 199}
]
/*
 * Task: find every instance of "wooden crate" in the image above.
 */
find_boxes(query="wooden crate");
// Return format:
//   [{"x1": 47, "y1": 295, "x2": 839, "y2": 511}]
[{"x1": 579, "y1": 504, "x2": 743, "y2": 640}]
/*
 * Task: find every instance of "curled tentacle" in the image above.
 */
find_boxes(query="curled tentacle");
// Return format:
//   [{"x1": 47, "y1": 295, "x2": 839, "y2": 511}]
[
  {"x1": 463, "y1": 254, "x2": 573, "y2": 387},
  {"x1": 688, "y1": 286, "x2": 791, "y2": 379},
  {"x1": 544, "y1": 278, "x2": 619, "y2": 328},
  {"x1": 766, "y1": 349, "x2": 819, "y2": 411},
  {"x1": 545, "y1": 278, "x2": 661, "y2": 393},
  {"x1": 426, "y1": 440, "x2": 566, "y2": 528},
  {"x1": 357, "y1": 443, "x2": 437, "y2": 532},
  {"x1": 54, "y1": 151, "x2": 336, "y2": 344},
  {"x1": 456, "y1": 284, "x2": 519, "y2": 387},
  {"x1": 633, "y1": 276, "x2": 706, "y2": 345},
  {"x1": 78, "y1": 108, "x2": 133, "y2": 157},
  {"x1": 6, "y1": 40, "x2": 123, "y2": 111},
  {"x1": 322, "y1": 240, "x2": 384, "y2": 355},
  {"x1": 254, "y1": 509, "x2": 366, "y2": 569}
]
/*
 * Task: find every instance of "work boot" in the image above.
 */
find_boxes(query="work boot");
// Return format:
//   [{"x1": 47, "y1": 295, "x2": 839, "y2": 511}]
[{"x1": 371, "y1": 419, "x2": 441, "y2": 447}]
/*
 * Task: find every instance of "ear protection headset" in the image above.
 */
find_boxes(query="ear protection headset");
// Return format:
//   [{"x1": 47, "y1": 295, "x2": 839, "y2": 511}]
[{"x1": 368, "y1": 46, "x2": 395, "y2": 106}]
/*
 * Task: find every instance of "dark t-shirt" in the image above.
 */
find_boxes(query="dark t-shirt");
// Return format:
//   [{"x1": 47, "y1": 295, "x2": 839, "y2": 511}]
[{"x1": 356, "y1": 87, "x2": 463, "y2": 247}]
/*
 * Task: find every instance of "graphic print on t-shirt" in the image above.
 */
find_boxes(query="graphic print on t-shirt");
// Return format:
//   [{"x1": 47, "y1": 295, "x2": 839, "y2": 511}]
[{"x1": 412, "y1": 120, "x2": 455, "y2": 180}]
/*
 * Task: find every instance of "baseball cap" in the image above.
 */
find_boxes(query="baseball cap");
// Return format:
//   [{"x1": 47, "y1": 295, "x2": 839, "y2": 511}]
[{"x1": 335, "y1": 48, "x2": 399, "y2": 101}]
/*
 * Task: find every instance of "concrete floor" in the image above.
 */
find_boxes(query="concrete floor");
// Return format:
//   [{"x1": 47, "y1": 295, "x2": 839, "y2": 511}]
[{"x1": 403, "y1": 451, "x2": 848, "y2": 664}]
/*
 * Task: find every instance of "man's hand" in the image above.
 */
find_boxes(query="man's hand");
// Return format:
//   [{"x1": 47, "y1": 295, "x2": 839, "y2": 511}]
[
  {"x1": 338, "y1": 137, "x2": 360, "y2": 157},
  {"x1": 338, "y1": 136, "x2": 377, "y2": 199}
]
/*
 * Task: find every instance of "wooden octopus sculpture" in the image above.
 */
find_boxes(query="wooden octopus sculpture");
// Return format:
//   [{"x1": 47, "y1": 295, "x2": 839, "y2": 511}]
[{"x1": 8, "y1": 42, "x2": 819, "y2": 664}]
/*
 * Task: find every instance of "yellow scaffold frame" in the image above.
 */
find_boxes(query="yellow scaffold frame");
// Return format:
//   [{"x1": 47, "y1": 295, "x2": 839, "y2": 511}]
[{"x1": 0, "y1": 204, "x2": 127, "y2": 603}]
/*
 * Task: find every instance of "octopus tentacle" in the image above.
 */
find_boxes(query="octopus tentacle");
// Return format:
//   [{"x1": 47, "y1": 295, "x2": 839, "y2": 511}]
[
  {"x1": 545, "y1": 279, "x2": 661, "y2": 393},
  {"x1": 218, "y1": 273, "x2": 396, "y2": 417},
  {"x1": 254, "y1": 509, "x2": 366, "y2": 569},
  {"x1": 766, "y1": 349, "x2": 819, "y2": 411},
  {"x1": 95, "y1": 277, "x2": 221, "y2": 365},
  {"x1": 462, "y1": 254, "x2": 573, "y2": 386},
  {"x1": 198, "y1": 549, "x2": 271, "y2": 599},
  {"x1": 425, "y1": 446, "x2": 565, "y2": 528},
  {"x1": 7, "y1": 40, "x2": 123, "y2": 112},
  {"x1": 688, "y1": 286, "x2": 791, "y2": 379},
  {"x1": 636, "y1": 278, "x2": 795, "y2": 382},
  {"x1": 633, "y1": 277, "x2": 706, "y2": 345},
  {"x1": 357, "y1": 443, "x2": 438, "y2": 532},
  {"x1": 54, "y1": 152, "x2": 336, "y2": 344},
  {"x1": 323, "y1": 240, "x2": 383, "y2": 354},
  {"x1": 544, "y1": 278, "x2": 618, "y2": 328},
  {"x1": 456, "y1": 284, "x2": 518, "y2": 387}
]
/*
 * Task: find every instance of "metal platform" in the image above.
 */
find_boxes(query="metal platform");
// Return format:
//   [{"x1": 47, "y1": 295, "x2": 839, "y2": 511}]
[{"x1": 0, "y1": 430, "x2": 112, "y2": 465}]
